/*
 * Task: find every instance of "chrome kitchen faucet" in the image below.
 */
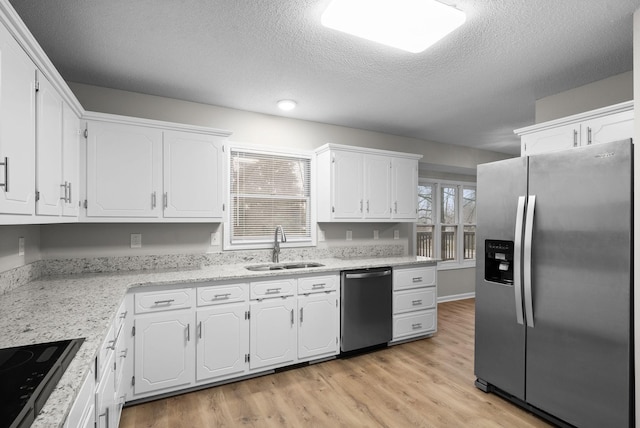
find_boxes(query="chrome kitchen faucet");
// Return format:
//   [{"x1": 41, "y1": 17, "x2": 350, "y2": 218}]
[{"x1": 272, "y1": 225, "x2": 287, "y2": 263}]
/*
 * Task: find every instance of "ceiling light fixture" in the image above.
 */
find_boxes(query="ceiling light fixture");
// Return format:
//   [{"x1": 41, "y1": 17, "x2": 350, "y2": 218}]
[
  {"x1": 321, "y1": 0, "x2": 466, "y2": 53},
  {"x1": 277, "y1": 100, "x2": 297, "y2": 111}
]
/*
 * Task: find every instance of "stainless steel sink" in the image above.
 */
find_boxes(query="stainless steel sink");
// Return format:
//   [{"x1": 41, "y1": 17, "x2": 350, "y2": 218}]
[{"x1": 246, "y1": 262, "x2": 324, "y2": 271}]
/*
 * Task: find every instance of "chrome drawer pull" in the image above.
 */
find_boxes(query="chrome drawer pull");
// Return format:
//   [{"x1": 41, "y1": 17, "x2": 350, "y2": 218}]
[
  {"x1": 412, "y1": 299, "x2": 422, "y2": 306},
  {"x1": 153, "y1": 299, "x2": 175, "y2": 305},
  {"x1": 213, "y1": 293, "x2": 231, "y2": 299},
  {"x1": 412, "y1": 277, "x2": 423, "y2": 283},
  {"x1": 411, "y1": 323, "x2": 422, "y2": 330},
  {"x1": 312, "y1": 283, "x2": 326, "y2": 289},
  {"x1": 266, "y1": 287, "x2": 281, "y2": 294}
]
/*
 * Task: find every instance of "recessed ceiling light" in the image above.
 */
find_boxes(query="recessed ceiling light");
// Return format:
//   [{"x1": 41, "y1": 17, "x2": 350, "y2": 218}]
[
  {"x1": 277, "y1": 100, "x2": 297, "y2": 111},
  {"x1": 321, "y1": 0, "x2": 466, "y2": 53}
]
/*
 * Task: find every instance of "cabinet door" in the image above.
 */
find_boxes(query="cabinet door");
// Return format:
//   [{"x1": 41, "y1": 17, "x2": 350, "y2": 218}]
[
  {"x1": 298, "y1": 293, "x2": 339, "y2": 360},
  {"x1": 133, "y1": 312, "x2": 195, "y2": 395},
  {"x1": 196, "y1": 303, "x2": 249, "y2": 382},
  {"x1": 520, "y1": 123, "x2": 578, "y2": 156},
  {"x1": 0, "y1": 24, "x2": 36, "y2": 215},
  {"x1": 35, "y1": 73, "x2": 63, "y2": 216},
  {"x1": 582, "y1": 110, "x2": 633, "y2": 146},
  {"x1": 250, "y1": 298, "x2": 296, "y2": 370},
  {"x1": 95, "y1": 350, "x2": 116, "y2": 428},
  {"x1": 331, "y1": 150, "x2": 363, "y2": 219},
  {"x1": 163, "y1": 131, "x2": 223, "y2": 218},
  {"x1": 364, "y1": 154, "x2": 390, "y2": 219},
  {"x1": 62, "y1": 102, "x2": 80, "y2": 216},
  {"x1": 391, "y1": 157, "x2": 417, "y2": 219},
  {"x1": 86, "y1": 121, "x2": 162, "y2": 217}
]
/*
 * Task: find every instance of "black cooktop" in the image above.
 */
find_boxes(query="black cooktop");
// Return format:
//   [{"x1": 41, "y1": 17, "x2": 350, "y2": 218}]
[{"x1": 0, "y1": 338, "x2": 84, "y2": 428}]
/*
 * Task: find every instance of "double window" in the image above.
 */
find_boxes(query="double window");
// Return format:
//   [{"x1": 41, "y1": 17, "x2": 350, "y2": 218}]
[
  {"x1": 417, "y1": 180, "x2": 476, "y2": 266},
  {"x1": 227, "y1": 147, "x2": 313, "y2": 248}
]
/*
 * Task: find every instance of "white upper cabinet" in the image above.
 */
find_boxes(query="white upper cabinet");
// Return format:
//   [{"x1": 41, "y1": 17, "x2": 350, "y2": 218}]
[
  {"x1": 316, "y1": 144, "x2": 421, "y2": 222},
  {"x1": 86, "y1": 120, "x2": 163, "y2": 218},
  {"x1": 516, "y1": 101, "x2": 633, "y2": 156},
  {"x1": 35, "y1": 72, "x2": 63, "y2": 216},
  {"x1": 61, "y1": 102, "x2": 80, "y2": 216},
  {"x1": 391, "y1": 157, "x2": 418, "y2": 219},
  {"x1": 0, "y1": 23, "x2": 36, "y2": 216},
  {"x1": 163, "y1": 130, "x2": 224, "y2": 218},
  {"x1": 83, "y1": 114, "x2": 230, "y2": 222}
]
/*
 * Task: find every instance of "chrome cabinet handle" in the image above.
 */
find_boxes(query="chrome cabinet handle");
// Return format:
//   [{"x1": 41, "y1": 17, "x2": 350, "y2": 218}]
[
  {"x1": 573, "y1": 129, "x2": 578, "y2": 147},
  {"x1": 360, "y1": 200, "x2": 363, "y2": 212},
  {"x1": 151, "y1": 191, "x2": 157, "y2": 208},
  {"x1": 106, "y1": 339, "x2": 116, "y2": 350},
  {"x1": 366, "y1": 200, "x2": 370, "y2": 213},
  {"x1": 119, "y1": 310, "x2": 128, "y2": 319},
  {"x1": 412, "y1": 299, "x2": 422, "y2": 306},
  {"x1": 67, "y1": 182, "x2": 72, "y2": 204},
  {"x1": 411, "y1": 323, "x2": 422, "y2": 330},
  {"x1": 153, "y1": 299, "x2": 175, "y2": 305},
  {"x1": 587, "y1": 127, "x2": 592, "y2": 145},
  {"x1": 266, "y1": 287, "x2": 281, "y2": 294},
  {"x1": 394, "y1": 201, "x2": 398, "y2": 213},
  {"x1": 300, "y1": 307, "x2": 304, "y2": 323},
  {"x1": 198, "y1": 321, "x2": 202, "y2": 339},
  {"x1": 60, "y1": 182, "x2": 68, "y2": 201},
  {"x1": 0, "y1": 157, "x2": 8, "y2": 192},
  {"x1": 311, "y1": 283, "x2": 325, "y2": 289},
  {"x1": 290, "y1": 309, "x2": 294, "y2": 326},
  {"x1": 120, "y1": 348, "x2": 128, "y2": 358},
  {"x1": 186, "y1": 323, "x2": 190, "y2": 341},
  {"x1": 213, "y1": 293, "x2": 231, "y2": 300},
  {"x1": 412, "y1": 277, "x2": 423, "y2": 283},
  {"x1": 163, "y1": 192, "x2": 168, "y2": 208},
  {"x1": 99, "y1": 407, "x2": 109, "y2": 428}
]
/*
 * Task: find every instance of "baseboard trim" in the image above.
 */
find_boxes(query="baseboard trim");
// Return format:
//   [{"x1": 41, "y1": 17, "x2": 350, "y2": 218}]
[{"x1": 437, "y1": 292, "x2": 475, "y2": 303}]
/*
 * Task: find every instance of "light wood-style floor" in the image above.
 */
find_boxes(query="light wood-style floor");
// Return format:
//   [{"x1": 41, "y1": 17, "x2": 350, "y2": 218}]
[{"x1": 120, "y1": 299, "x2": 551, "y2": 427}]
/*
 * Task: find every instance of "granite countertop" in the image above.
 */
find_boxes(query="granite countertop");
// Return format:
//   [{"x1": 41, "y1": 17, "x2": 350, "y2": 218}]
[{"x1": 0, "y1": 256, "x2": 435, "y2": 427}]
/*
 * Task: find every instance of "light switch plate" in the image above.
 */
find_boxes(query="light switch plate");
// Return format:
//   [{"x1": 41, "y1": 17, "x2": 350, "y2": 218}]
[
  {"x1": 318, "y1": 229, "x2": 325, "y2": 242},
  {"x1": 210, "y1": 232, "x2": 219, "y2": 245},
  {"x1": 130, "y1": 233, "x2": 142, "y2": 248},
  {"x1": 373, "y1": 230, "x2": 379, "y2": 240},
  {"x1": 393, "y1": 230, "x2": 400, "y2": 240},
  {"x1": 18, "y1": 237, "x2": 24, "y2": 256},
  {"x1": 346, "y1": 230, "x2": 352, "y2": 241}
]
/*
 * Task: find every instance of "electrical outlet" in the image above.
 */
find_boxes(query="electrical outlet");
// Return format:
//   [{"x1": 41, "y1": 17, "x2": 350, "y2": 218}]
[
  {"x1": 393, "y1": 230, "x2": 400, "y2": 240},
  {"x1": 18, "y1": 237, "x2": 25, "y2": 256},
  {"x1": 130, "y1": 233, "x2": 142, "y2": 248},
  {"x1": 318, "y1": 229, "x2": 325, "y2": 242},
  {"x1": 346, "y1": 230, "x2": 352, "y2": 241},
  {"x1": 373, "y1": 230, "x2": 379, "y2": 240},
  {"x1": 210, "y1": 232, "x2": 219, "y2": 245}
]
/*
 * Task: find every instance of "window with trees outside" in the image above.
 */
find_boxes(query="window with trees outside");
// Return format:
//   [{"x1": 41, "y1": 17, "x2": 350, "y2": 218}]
[
  {"x1": 228, "y1": 147, "x2": 312, "y2": 248},
  {"x1": 417, "y1": 180, "x2": 476, "y2": 266}
]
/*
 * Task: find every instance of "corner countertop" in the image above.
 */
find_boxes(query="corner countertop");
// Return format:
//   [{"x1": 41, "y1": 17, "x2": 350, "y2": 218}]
[{"x1": 0, "y1": 256, "x2": 436, "y2": 427}]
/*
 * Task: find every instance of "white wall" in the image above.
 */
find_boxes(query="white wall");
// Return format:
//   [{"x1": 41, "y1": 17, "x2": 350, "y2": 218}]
[
  {"x1": 0, "y1": 225, "x2": 41, "y2": 272},
  {"x1": 535, "y1": 71, "x2": 633, "y2": 123}
]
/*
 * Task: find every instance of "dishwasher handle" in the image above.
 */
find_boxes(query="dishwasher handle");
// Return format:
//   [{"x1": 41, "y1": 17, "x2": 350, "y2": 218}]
[{"x1": 344, "y1": 269, "x2": 392, "y2": 279}]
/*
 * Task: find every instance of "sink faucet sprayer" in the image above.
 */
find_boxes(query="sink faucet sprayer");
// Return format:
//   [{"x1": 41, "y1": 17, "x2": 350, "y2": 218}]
[{"x1": 273, "y1": 225, "x2": 287, "y2": 263}]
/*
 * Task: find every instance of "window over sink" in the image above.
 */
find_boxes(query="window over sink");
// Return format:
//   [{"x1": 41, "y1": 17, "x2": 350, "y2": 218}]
[{"x1": 226, "y1": 146, "x2": 314, "y2": 249}]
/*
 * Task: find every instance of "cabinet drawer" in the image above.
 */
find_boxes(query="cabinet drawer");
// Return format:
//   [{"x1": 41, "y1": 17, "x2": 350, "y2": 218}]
[
  {"x1": 135, "y1": 288, "x2": 194, "y2": 314},
  {"x1": 298, "y1": 274, "x2": 337, "y2": 295},
  {"x1": 393, "y1": 266, "x2": 436, "y2": 290},
  {"x1": 114, "y1": 298, "x2": 129, "y2": 337},
  {"x1": 393, "y1": 288, "x2": 436, "y2": 313},
  {"x1": 197, "y1": 282, "x2": 248, "y2": 306},
  {"x1": 393, "y1": 309, "x2": 436, "y2": 340},
  {"x1": 250, "y1": 278, "x2": 296, "y2": 300}
]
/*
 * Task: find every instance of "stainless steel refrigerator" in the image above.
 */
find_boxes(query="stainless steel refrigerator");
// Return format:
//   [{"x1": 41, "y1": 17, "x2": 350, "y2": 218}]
[{"x1": 474, "y1": 139, "x2": 633, "y2": 427}]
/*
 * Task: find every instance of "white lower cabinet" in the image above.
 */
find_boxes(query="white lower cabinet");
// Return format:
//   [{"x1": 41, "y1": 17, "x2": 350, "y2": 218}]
[
  {"x1": 96, "y1": 349, "x2": 116, "y2": 428},
  {"x1": 390, "y1": 264, "x2": 437, "y2": 343},
  {"x1": 249, "y1": 297, "x2": 297, "y2": 370},
  {"x1": 64, "y1": 363, "x2": 95, "y2": 428},
  {"x1": 133, "y1": 311, "x2": 195, "y2": 395},
  {"x1": 196, "y1": 303, "x2": 249, "y2": 382},
  {"x1": 297, "y1": 293, "x2": 339, "y2": 360}
]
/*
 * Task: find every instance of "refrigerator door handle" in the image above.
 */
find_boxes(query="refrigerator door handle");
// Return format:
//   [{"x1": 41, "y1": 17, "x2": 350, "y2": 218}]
[
  {"x1": 523, "y1": 195, "x2": 536, "y2": 327},
  {"x1": 513, "y1": 196, "x2": 526, "y2": 325}
]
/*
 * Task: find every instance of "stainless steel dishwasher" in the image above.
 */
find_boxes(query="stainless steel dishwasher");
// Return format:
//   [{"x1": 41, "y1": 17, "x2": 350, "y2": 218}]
[{"x1": 340, "y1": 267, "x2": 393, "y2": 352}]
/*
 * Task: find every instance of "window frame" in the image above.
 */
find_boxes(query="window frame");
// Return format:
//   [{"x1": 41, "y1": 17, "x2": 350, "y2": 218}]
[
  {"x1": 418, "y1": 179, "x2": 476, "y2": 270},
  {"x1": 224, "y1": 143, "x2": 316, "y2": 251}
]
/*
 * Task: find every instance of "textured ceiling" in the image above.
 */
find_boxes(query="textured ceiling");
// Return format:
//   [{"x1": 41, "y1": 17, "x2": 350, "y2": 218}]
[{"x1": 8, "y1": 0, "x2": 640, "y2": 155}]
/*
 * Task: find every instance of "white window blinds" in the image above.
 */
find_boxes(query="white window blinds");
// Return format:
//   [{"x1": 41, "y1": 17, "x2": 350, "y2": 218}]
[{"x1": 230, "y1": 149, "x2": 312, "y2": 244}]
